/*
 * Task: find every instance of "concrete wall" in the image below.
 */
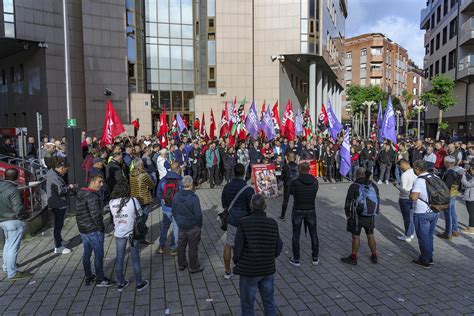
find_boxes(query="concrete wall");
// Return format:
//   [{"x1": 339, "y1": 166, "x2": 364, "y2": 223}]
[{"x1": 130, "y1": 93, "x2": 152, "y2": 136}]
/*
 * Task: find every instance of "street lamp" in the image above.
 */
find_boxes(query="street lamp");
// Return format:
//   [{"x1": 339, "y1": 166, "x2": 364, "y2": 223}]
[
  {"x1": 414, "y1": 103, "x2": 426, "y2": 140},
  {"x1": 395, "y1": 110, "x2": 401, "y2": 135},
  {"x1": 362, "y1": 101, "x2": 376, "y2": 139}
]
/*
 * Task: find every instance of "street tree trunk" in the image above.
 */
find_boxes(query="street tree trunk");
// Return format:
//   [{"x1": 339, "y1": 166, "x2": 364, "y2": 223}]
[{"x1": 436, "y1": 109, "x2": 443, "y2": 141}]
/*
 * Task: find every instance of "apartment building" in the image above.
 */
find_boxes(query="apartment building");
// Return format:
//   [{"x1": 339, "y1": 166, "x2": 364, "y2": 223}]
[
  {"x1": 343, "y1": 33, "x2": 409, "y2": 98},
  {"x1": 407, "y1": 60, "x2": 425, "y2": 109},
  {"x1": 420, "y1": 0, "x2": 474, "y2": 138}
]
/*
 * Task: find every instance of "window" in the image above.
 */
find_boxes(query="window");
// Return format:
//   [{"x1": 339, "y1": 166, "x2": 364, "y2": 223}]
[
  {"x1": 413, "y1": 76, "x2": 417, "y2": 84},
  {"x1": 370, "y1": 63, "x2": 382, "y2": 70},
  {"x1": 429, "y1": 64, "x2": 434, "y2": 78},
  {"x1": 346, "y1": 52, "x2": 352, "y2": 59},
  {"x1": 442, "y1": 55, "x2": 447, "y2": 73},
  {"x1": 431, "y1": 13, "x2": 435, "y2": 29},
  {"x1": 360, "y1": 63, "x2": 367, "y2": 69},
  {"x1": 444, "y1": 0, "x2": 448, "y2": 15},
  {"x1": 442, "y1": 26, "x2": 447, "y2": 45},
  {"x1": 346, "y1": 65, "x2": 352, "y2": 72},
  {"x1": 360, "y1": 78, "x2": 366, "y2": 86},
  {"x1": 413, "y1": 99, "x2": 417, "y2": 106},
  {"x1": 451, "y1": 0, "x2": 457, "y2": 8},
  {"x1": 3, "y1": 0, "x2": 15, "y2": 38},
  {"x1": 435, "y1": 60, "x2": 440, "y2": 75},
  {"x1": 437, "y1": 6, "x2": 441, "y2": 23},
  {"x1": 370, "y1": 78, "x2": 381, "y2": 85},
  {"x1": 448, "y1": 49, "x2": 456, "y2": 70},
  {"x1": 413, "y1": 88, "x2": 418, "y2": 95},
  {"x1": 449, "y1": 17, "x2": 458, "y2": 39},
  {"x1": 436, "y1": 33, "x2": 440, "y2": 50},
  {"x1": 430, "y1": 39, "x2": 434, "y2": 55},
  {"x1": 208, "y1": 0, "x2": 215, "y2": 16},
  {"x1": 371, "y1": 47, "x2": 382, "y2": 55},
  {"x1": 360, "y1": 48, "x2": 367, "y2": 56}
]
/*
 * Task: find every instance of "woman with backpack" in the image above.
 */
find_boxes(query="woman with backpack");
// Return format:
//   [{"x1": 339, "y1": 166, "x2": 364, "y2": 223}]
[
  {"x1": 461, "y1": 162, "x2": 474, "y2": 234},
  {"x1": 109, "y1": 181, "x2": 149, "y2": 292}
]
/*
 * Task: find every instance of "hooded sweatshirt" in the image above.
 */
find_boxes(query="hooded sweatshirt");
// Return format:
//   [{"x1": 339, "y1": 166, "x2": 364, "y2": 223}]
[
  {"x1": 289, "y1": 173, "x2": 319, "y2": 210},
  {"x1": 171, "y1": 190, "x2": 202, "y2": 230}
]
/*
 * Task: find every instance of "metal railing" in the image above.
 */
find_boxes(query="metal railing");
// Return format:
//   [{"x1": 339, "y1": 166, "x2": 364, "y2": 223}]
[{"x1": 0, "y1": 154, "x2": 48, "y2": 179}]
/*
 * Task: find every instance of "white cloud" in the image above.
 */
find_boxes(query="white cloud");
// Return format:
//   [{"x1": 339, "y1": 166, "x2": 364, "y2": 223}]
[{"x1": 351, "y1": 15, "x2": 425, "y2": 67}]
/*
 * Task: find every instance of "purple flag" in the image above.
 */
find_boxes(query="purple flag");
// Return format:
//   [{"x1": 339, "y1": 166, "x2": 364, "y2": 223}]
[
  {"x1": 176, "y1": 112, "x2": 186, "y2": 132},
  {"x1": 295, "y1": 108, "x2": 303, "y2": 137},
  {"x1": 261, "y1": 105, "x2": 275, "y2": 141},
  {"x1": 381, "y1": 95, "x2": 397, "y2": 144},
  {"x1": 340, "y1": 127, "x2": 351, "y2": 177},
  {"x1": 245, "y1": 101, "x2": 260, "y2": 139},
  {"x1": 327, "y1": 98, "x2": 343, "y2": 141}
]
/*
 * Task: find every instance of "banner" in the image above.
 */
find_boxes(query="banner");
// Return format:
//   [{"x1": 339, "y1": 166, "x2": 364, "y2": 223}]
[
  {"x1": 252, "y1": 164, "x2": 279, "y2": 198},
  {"x1": 299, "y1": 160, "x2": 317, "y2": 177}
]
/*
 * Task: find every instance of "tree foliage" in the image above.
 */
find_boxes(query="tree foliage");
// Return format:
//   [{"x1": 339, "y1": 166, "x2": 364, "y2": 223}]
[
  {"x1": 346, "y1": 85, "x2": 403, "y2": 114},
  {"x1": 420, "y1": 75, "x2": 456, "y2": 111}
]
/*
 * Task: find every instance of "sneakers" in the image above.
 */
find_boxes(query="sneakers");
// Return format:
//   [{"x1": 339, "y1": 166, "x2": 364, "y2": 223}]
[
  {"x1": 289, "y1": 258, "x2": 301, "y2": 267},
  {"x1": 156, "y1": 247, "x2": 165, "y2": 254},
  {"x1": 397, "y1": 235, "x2": 414, "y2": 242},
  {"x1": 312, "y1": 258, "x2": 320, "y2": 266},
  {"x1": 117, "y1": 280, "x2": 129, "y2": 292},
  {"x1": 169, "y1": 249, "x2": 178, "y2": 256},
  {"x1": 96, "y1": 278, "x2": 117, "y2": 288},
  {"x1": 54, "y1": 246, "x2": 72, "y2": 254},
  {"x1": 140, "y1": 239, "x2": 153, "y2": 245},
  {"x1": 464, "y1": 227, "x2": 474, "y2": 235},
  {"x1": 384, "y1": 180, "x2": 389, "y2": 185},
  {"x1": 436, "y1": 232, "x2": 452, "y2": 240},
  {"x1": 341, "y1": 255, "x2": 357, "y2": 265},
  {"x1": 377, "y1": 180, "x2": 382, "y2": 184},
  {"x1": 412, "y1": 259, "x2": 430, "y2": 269},
  {"x1": 85, "y1": 275, "x2": 96, "y2": 286},
  {"x1": 224, "y1": 270, "x2": 234, "y2": 280},
  {"x1": 190, "y1": 266, "x2": 205, "y2": 274},
  {"x1": 452, "y1": 231, "x2": 461, "y2": 237},
  {"x1": 8, "y1": 271, "x2": 33, "y2": 281},
  {"x1": 137, "y1": 280, "x2": 149, "y2": 292},
  {"x1": 370, "y1": 255, "x2": 378, "y2": 264}
]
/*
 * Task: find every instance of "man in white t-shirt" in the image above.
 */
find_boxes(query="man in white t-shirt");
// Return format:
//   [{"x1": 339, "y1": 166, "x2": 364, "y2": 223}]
[
  {"x1": 410, "y1": 160, "x2": 439, "y2": 269},
  {"x1": 395, "y1": 159, "x2": 417, "y2": 242}
]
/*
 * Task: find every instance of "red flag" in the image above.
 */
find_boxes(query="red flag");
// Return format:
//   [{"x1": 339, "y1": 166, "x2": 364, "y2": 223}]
[
  {"x1": 131, "y1": 118, "x2": 140, "y2": 130},
  {"x1": 318, "y1": 103, "x2": 329, "y2": 132},
  {"x1": 193, "y1": 118, "x2": 200, "y2": 131},
  {"x1": 272, "y1": 101, "x2": 281, "y2": 131},
  {"x1": 200, "y1": 113, "x2": 208, "y2": 140},
  {"x1": 220, "y1": 102, "x2": 229, "y2": 138},
  {"x1": 280, "y1": 100, "x2": 295, "y2": 141},
  {"x1": 158, "y1": 109, "x2": 169, "y2": 148},
  {"x1": 100, "y1": 100, "x2": 125, "y2": 147},
  {"x1": 210, "y1": 109, "x2": 217, "y2": 140}
]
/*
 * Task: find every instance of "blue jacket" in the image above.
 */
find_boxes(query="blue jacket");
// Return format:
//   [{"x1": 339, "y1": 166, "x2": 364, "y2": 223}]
[
  {"x1": 172, "y1": 190, "x2": 202, "y2": 230},
  {"x1": 221, "y1": 178, "x2": 255, "y2": 226},
  {"x1": 205, "y1": 148, "x2": 220, "y2": 168},
  {"x1": 156, "y1": 171, "x2": 183, "y2": 213},
  {"x1": 123, "y1": 153, "x2": 133, "y2": 167}
]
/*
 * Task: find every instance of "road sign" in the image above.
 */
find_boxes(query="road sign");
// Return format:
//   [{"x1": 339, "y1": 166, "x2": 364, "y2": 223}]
[
  {"x1": 36, "y1": 112, "x2": 43, "y2": 131},
  {"x1": 67, "y1": 118, "x2": 77, "y2": 127}
]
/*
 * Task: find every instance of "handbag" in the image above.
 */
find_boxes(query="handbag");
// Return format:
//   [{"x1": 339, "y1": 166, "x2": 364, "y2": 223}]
[
  {"x1": 218, "y1": 184, "x2": 250, "y2": 231},
  {"x1": 131, "y1": 198, "x2": 149, "y2": 240}
]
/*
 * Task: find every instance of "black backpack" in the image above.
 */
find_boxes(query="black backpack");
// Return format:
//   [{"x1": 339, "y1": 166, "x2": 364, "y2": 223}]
[{"x1": 419, "y1": 174, "x2": 450, "y2": 212}]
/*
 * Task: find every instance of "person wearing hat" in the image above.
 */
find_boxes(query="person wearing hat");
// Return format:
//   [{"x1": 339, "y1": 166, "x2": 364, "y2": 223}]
[{"x1": 157, "y1": 148, "x2": 171, "y2": 180}]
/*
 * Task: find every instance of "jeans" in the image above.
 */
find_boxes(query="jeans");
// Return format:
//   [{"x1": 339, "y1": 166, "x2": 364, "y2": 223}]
[
  {"x1": 0, "y1": 220, "x2": 25, "y2": 278},
  {"x1": 280, "y1": 186, "x2": 290, "y2": 218},
  {"x1": 224, "y1": 168, "x2": 233, "y2": 183},
  {"x1": 395, "y1": 165, "x2": 402, "y2": 184},
  {"x1": 414, "y1": 212, "x2": 439, "y2": 264},
  {"x1": 466, "y1": 200, "x2": 474, "y2": 227},
  {"x1": 398, "y1": 198, "x2": 415, "y2": 237},
  {"x1": 350, "y1": 165, "x2": 358, "y2": 181},
  {"x1": 291, "y1": 209, "x2": 319, "y2": 260},
  {"x1": 445, "y1": 197, "x2": 459, "y2": 235},
  {"x1": 379, "y1": 163, "x2": 392, "y2": 182},
  {"x1": 80, "y1": 231, "x2": 105, "y2": 281},
  {"x1": 141, "y1": 204, "x2": 151, "y2": 225},
  {"x1": 50, "y1": 207, "x2": 67, "y2": 248},
  {"x1": 362, "y1": 160, "x2": 374, "y2": 175},
  {"x1": 239, "y1": 274, "x2": 276, "y2": 316},
  {"x1": 177, "y1": 225, "x2": 202, "y2": 271},
  {"x1": 159, "y1": 211, "x2": 178, "y2": 250},
  {"x1": 115, "y1": 237, "x2": 142, "y2": 285},
  {"x1": 208, "y1": 165, "x2": 219, "y2": 186}
]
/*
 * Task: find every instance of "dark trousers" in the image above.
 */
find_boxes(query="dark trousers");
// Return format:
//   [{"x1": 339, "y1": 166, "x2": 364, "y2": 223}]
[
  {"x1": 324, "y1": 163, "x2": 334, "y2": 180},
  {"x1": 280, "y1": 186, "x2": 290, "y2": 218},
  {"x1": 466, "y1": 200, "x2": 474, "y2": 227},
  {"x1": 224, "y1": 168, "x2": 233, "y2": 183},
  {"x1": 291, "y1": 209, "x2": 319, "y2": 260},
  {"x1": 192, "y1": 164, "x2": 202, "y2": 185},
  {"x1": 50, "y1": 207, "x2": 67, "y2": 248},
  {"x1": 379, "y1": 163, "x2": 392, "y2": 182},
  {"x1": 208, "y1": 165, "x2": 219, "y2": 187},
  {"x1": 177, "y1": 225, "x2": 202, "y2": 271}
]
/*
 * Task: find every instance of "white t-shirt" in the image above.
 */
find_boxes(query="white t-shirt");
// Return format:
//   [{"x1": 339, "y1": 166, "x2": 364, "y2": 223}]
[
  {"x1": 109, "y1": 197, "x2": 141, "y2": 238},
  {"x1": 411, "y1": 172, "x2": 432, "y2": 214},
  {"x1": 398, "y1": 168, "x2": 417, "y2": 199}
]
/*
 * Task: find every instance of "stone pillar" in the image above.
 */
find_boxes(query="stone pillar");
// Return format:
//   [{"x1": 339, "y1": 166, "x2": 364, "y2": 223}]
[
  {"x1": 309, "y1": 62, "x2": 317, "y2": 129},
  {"x1": 316, "y1": 67, "x2": 323, "y2": 122}
]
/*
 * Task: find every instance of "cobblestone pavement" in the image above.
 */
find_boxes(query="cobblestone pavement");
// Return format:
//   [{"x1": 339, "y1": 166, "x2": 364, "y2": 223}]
[{"x1": 1, "y1": 181, "x2": 474, "y2": 315}]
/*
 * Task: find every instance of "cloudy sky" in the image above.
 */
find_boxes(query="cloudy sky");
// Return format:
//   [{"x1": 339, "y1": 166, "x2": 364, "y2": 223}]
[{"x1": 346, "y1": 0, "x2": 426, "y2": 67}]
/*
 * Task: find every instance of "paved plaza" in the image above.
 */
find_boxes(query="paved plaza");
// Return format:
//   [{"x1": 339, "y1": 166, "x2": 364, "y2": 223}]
[{"x1": 1, "y1": 181, "x2": 474, "y2": 315}]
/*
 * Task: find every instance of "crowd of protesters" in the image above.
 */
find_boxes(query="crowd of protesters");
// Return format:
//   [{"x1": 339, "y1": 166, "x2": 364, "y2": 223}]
[{"x1": 1, "y1": 129, "x2": 474, "y2": 315}]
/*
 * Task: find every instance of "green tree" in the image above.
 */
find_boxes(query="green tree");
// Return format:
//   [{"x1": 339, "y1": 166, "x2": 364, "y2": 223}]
[
  {"x1": 401, "y1": 90, "x2": 413, "y2": 135},
  {"x1": 420, "y1": 74, "x2": 456, "y2": 140},
  {"x1": 346, "y1": 85, "x2": 385, "y2": 114}
]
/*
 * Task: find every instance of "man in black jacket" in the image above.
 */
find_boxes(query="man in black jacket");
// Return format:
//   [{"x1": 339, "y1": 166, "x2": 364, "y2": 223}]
[
  {"x1": 189, "y1": 141, "x2": 203, "y2": 186},
  {"x1": 359, "y1": 141, "x2": 376, "y2": 174},
  {"x1": 106, "y1": 152, "x2": 126, "y2": 193},
  {"x1": 234, "y1": 194, "x2": 282, "y2": 316},
  {"x1": 288, "y1": 162, "x2": 320, "y2": 267},
  {"x1": 341, "y1": 168, "x2": 379, "y2": 265},
  {"x1": 75, "y1": 175, "x2": 115, "y2": 287},
  {"x1": 377, "y1": 143, "x2": 395, "y2": 184},
  {"x1": 221, "y1": 163, "x2": 255, "y2": 280},
  {"x1": 279, "y1": 152, "x2": 298, "y2": 220}
]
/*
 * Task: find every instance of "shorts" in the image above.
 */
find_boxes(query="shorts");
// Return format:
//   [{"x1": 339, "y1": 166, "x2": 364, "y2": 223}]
[
  {"x1": 347, "y1": 216, "x2": 375, "y2": 236},
  {"x1": 226, "y1": 224, "x2": 237, "y2": 247}
]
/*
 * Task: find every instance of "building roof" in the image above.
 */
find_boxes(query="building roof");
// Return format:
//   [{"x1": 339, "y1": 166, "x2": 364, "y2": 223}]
[{"x1": 344, "y1": 33, "x2": 408, "y2": 54}]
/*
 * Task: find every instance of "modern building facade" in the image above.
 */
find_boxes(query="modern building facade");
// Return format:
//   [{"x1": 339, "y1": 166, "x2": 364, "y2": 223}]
[
  {"x1": 420, "y1": 0, "x2": 474, "y2": 138},
  {"x1": 343, "y1": 33, "x2": 409, "y2": 98},
  {"x1": 0, "y1": 0, "x2": 130, "y2": 137},
  {"x1": 144, "y1": 0, "x2": 348, "y2": 132},
  {"x1": 407, "y1": 60, "x2": 425, "y2": 109}
]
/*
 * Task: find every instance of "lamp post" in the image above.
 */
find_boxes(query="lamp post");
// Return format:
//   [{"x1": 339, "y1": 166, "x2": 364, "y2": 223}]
[
  {"x1": 414, "y1": 103, "x2": 426, "y2": 140},
  {"x1": 363, "y1": 101, "x2": 376, "y2": 139},
  {"x1": 395, "y1": 110, "x2": 401, "y2": 135}
]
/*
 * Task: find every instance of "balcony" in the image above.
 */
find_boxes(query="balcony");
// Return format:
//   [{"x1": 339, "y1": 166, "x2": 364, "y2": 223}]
[
  {"x1": 371, "y1": 54, "x2": 384, "y2": 63},
  {"x1": 461, "y1": 0, "x2": 474, "y2": 13},
  {"x1": 458, "y1": 54, "x2": 474, "y2": 79},
  {"x1": 420, "y1": 3, "x2": 435, "y2": 29},
  {"x1": 460, "y1": 18, "x2": 474, "y2": 46},
  {"x1": 370, "y1": 69, "x2": 383, "y2": 78}
]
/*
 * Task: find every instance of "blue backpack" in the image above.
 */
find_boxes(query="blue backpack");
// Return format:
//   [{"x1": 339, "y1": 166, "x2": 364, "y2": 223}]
[{"x1": 356, "y1": 184, "x2": 379, "y2": 216}]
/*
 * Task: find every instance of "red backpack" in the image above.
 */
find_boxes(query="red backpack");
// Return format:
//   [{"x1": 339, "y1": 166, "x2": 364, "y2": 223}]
[{"x1": 163, "y1": 179, "x2": 179, "y2": 207}]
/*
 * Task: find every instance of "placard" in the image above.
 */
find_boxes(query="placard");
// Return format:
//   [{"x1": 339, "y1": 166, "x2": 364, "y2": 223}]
[{"x1": 252, "y1": 164, "x2": 279, "y2": 197}]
